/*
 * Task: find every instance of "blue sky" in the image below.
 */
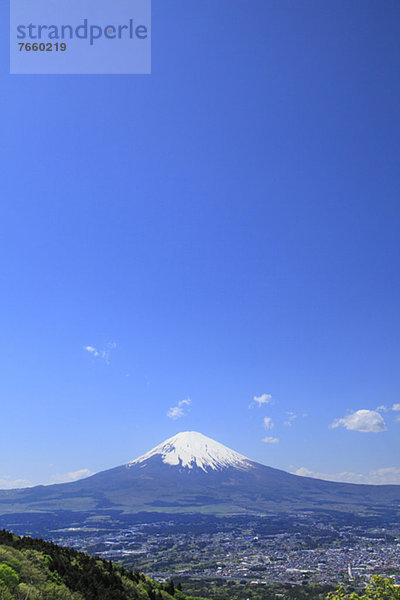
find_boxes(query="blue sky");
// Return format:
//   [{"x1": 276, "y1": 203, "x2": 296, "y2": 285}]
[{"x1": 1, "y1": 0, "x2": 399, "y2": 488}]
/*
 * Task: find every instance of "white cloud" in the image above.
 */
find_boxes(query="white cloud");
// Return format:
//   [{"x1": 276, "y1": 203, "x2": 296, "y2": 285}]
[
  {"x1": 179, "y1": 398, "x2": 191, "y2": 406},
  {"x1": 376, "y1": 405, "x2": 388, "y2": 412},
  {"x1": 0, "y1": 476, "x2": 33, "y2": 490},
  {"x1": 50, "y1": 468, "x2": 94, "y2": 484},
  {"x1": 293, "y1": 467, "x2": 315, "y2": 478},
  {"x1": 292, "y1": 466, "x2": 400, "y2": 485},
  {"x1": 84, "y1": 345, "x2": 99, "y2": 357},
  {"x1": 84, "y1": 342, "x2": 116, "y2": 364},
  {"x1": 392, "y1": 403, "x2": 400, "y2": 412},
  {"x1": 262, "y1": 436, "x2": 279, "y2": 444},
  {"x1": 252, "y1": 393, "x2": 272, "y2": 407},
  {"x1": 167, "y1": 398, "x2": 192, "y2": 420},
  {"x1": 0, "y1": 469, "x2": 94, "y2": 489},
  {"x1": 263, "y1": 417, "x2": 274, "y2": 430},
  {"x1": 167, "y1": 406, "x2": 184, "y2": 419},
  {"x1": 330, "y1": 409, "x2": 386, "y2": 433},
  {"x1": 284, "y1": 411, "x2": 297, "y2": 426}
]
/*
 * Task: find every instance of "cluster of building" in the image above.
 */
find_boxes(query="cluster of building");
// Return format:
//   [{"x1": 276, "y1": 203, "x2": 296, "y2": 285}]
[{"x1": 48, "y1": 518, "x2": 400, "y2": 587}]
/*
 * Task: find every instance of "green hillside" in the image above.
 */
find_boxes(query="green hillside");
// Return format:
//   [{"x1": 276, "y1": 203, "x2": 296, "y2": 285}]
[{"x1": 0, "y1": 529, "x2": 207, "y2": 600}]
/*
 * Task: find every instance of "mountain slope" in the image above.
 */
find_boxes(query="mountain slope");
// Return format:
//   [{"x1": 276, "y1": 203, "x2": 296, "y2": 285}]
[
  {"x1": 0, "y1": 432, "x2": 399, "y2": 516},
  {"x1": 0, "y1": 529, "x2": 207, "y2": 600}
]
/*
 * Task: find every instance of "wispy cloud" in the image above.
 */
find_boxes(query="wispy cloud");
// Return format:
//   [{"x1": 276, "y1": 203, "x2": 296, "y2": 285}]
[
  {"x1": 0, "y1": 469, "x2": 95, "y2": 489},
  {"x1": 167, "y1": 407, "x2": 184, "y2": 419},
  {"x1": 284, "y1": 411, "x2": 297, "y2": 426},
  {"x1": 251, "y1": 393, "x2": 272, "y2": 408},
  {"x1": 167, "y1": 398, "x2": 192, "y2": 420},
  {"x1": 50, "y1": 468, "x2": 94, "y2": 484},
  {"x1": 0, "y1": 476, "x2": 32, "y2": 490},
  {"x1": 84, "y1": 345, "x2": 99, "y2": 356},
  {"x1": 376, "y1": 405, "x2": 388, "y2": 413},
  {"x1": 262, "y1": 436, "x2": 279, "y2": 444},
  {"x1": 292, "y1": 466, "x2": 400, "y2": 485},
  {"x1": 84, "y1": 342, "x2": 116, "y2": 365},
  {"x1": 330, "y1": 409, "x2": 386, "y2": 433},
  {"x1": 392, "y1": 403, "x2": 400, "y2": 412},
  {"x1": 263, "y1": 416, "x2": 274, "y2": 430}
]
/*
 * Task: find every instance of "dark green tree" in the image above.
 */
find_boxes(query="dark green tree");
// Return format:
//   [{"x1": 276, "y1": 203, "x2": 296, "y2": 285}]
[{"x1": 327, "y1": 576, "x2": 400, "y2": 600}]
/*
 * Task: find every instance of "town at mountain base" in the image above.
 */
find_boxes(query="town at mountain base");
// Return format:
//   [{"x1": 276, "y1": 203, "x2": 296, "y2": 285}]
[{"x1": 0, "y1": 530, "x2": 399, "y2": 600}]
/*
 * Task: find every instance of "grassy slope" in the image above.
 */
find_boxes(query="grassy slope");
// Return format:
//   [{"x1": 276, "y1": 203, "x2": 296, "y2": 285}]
[{"x1": 0, "y1": 530, "x2": 208, "y2": 600}]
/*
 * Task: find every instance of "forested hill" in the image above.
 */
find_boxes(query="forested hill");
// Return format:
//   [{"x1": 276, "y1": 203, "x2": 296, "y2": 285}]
[{"x1": 0, "y1": 529, "x2": 207, "y2": 600}]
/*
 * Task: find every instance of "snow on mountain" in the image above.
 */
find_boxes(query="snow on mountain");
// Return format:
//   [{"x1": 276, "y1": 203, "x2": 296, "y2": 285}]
[{"x1": 128, "y1": 431, "x2": 254, "y2": 472}]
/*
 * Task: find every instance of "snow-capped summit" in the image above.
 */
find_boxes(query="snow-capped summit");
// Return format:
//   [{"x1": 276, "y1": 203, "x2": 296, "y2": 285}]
[{"x1": 128, "y1": 431, "x2": 253, "y2": 472}]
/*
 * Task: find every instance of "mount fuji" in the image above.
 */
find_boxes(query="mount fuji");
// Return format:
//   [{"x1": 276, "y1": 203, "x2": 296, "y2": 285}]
[{"x1": 0, "y1": 432, "x2": 399, "y2": 516}]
